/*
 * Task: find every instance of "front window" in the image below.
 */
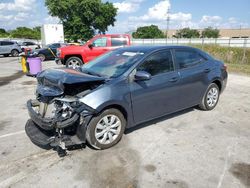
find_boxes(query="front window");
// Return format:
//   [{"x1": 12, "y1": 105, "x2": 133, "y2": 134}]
[
  {"x1": 92, "y1": 37, "x2": 107, "y2": 47},
  {"x1": 138, "y1": 50, "x2": 174, "y2": 76},
  {"x1": 81, "y1": 50, "x2": 145, "y2": 78}
]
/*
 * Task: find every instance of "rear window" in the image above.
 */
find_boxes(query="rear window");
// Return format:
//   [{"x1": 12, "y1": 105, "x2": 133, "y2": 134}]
[
  {"x1": 175, "y1": 50, "x2": 206, "y2": 69},
  {"x1": 111, "y1": 37, "x2": 127, "y2": 47}
]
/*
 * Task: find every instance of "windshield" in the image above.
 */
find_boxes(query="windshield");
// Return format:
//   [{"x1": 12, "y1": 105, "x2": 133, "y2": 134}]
[{"x1": 81, "y1": 49, "x2": 145, "y2": 78}]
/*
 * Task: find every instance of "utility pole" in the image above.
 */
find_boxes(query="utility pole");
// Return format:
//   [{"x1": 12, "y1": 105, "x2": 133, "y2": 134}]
[{"x1": 166, "y1": 7, "x2": 170, "y2": 38}]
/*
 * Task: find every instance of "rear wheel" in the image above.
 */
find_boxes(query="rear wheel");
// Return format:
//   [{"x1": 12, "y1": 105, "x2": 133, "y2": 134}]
[
  {"x1": 199, "y1": 83, "x2": 220, "y2": 110},
  {"x1": 38, "y1": 54, "x2": 46, "y2": 61},
  {"x1": 86, "y1": 108, "x2": 126, "y2": 150},
  {"x1": 66, "y1": 57, "x2": 83, "y2": 69},
  {"x1": 11, "y1": 49, "x2": 19, "y2": 57}
]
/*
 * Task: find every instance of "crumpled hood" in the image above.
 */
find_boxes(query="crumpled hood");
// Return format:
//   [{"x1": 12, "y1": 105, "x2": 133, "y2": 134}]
[{"x1": 36, "y1": 68, "x2": 105, "y2": 97}]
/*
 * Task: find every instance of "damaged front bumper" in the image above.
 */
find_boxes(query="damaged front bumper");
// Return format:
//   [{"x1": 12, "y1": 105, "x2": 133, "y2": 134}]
[
  {"x1": 25, "y1": 99, "x2": 93, "y2": 151},
  {"x1": 27, "y1": 99, "x2": 79, "y2": 130}
]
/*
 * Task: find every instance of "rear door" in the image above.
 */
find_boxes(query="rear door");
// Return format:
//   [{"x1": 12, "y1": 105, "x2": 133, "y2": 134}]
[
  {"x1": 174, "y1": 48, "x2": 210, "y2": 108},
  {"x1": 130, "y1": 49, "x2": 181, "y2": 124}
]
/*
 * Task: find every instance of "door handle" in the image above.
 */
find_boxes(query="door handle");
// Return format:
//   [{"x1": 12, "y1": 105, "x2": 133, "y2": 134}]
[
  {"x1": 169, "y1": 77, "x2": 179, "y2": 82},
  {"x1": 204, "y1": 68, "x2": 211, "y2": 73}
]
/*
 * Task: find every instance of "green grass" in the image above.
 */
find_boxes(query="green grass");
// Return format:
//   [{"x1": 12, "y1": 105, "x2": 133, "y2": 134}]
[{"x1": 189, "y1": 44, "x2": 250, "y2": 75}]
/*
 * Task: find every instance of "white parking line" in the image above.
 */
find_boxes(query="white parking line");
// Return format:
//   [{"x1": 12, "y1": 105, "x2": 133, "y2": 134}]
[{"x1": 0, "y1": 130, "x2": 25, "y2": 139}]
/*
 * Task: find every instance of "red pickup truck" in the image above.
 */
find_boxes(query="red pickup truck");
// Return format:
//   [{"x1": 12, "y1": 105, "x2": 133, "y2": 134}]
[{"x1": 56, "y1": 34, "x2": 131, "y2": 68}]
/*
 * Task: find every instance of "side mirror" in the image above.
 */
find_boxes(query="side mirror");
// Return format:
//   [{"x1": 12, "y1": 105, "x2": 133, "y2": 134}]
[
  {"x1": 88, "y1": 44, "x2": 94, "y2": 49},
  {"x1": 134, "y1": 71, "x2": 151, "y2": 81}
]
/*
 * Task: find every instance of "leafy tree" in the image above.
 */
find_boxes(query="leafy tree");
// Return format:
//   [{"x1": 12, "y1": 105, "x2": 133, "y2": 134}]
[
  {"x1": 132, "y1": 25, "x2": 165, "y2": 39},
  {"x1": 174, "y1": 28, "x2": 200, "y2": 38},
  {"x1": 32, "y1": 26, "x2": 41, "y2": 39},
  {"x1": 45, "y1": 0, "x2": 117, "y2": 41},
  {"x1": 202, "y1": 27, "x2": 219, "y2": 38},
  {"x1": 0, "y1": 28, "x2": 9, "y2": 37},
  {"x1": 10, "y1": 27, "x2": 41, "y2": 39}
]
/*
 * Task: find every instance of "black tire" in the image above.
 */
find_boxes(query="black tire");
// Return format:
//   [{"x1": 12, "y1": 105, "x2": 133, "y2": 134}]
[
  {"x1": 11, "y1": 49, "x2": 19, "y2": 57},
  {"x1": 66, "y1": 57, "x2": 83, "y2": 69},
  {"x1": 38, "y1": 54, "x2": 46, "y2": 61},
  {"x1": 3, "y1": 54, "x2": 9, "y2": 57},
  {"x1": 199, "y1": 83, "x2": 220, "y2": 111},
  {"x1": 86, "y1": 108, "x2": 126, "y2": 150}
]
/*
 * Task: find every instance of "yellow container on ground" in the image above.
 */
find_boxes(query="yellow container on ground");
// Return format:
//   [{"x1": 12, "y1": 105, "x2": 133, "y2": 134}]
[{"x1": 21, "y1": 56, "x2": 28, "y2": 73}]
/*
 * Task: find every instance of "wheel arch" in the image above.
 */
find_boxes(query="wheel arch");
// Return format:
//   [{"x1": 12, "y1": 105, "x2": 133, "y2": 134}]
[
  {"x1": 99, "y1": 104, "x2": 128, "y2": 122},
  {"x1": 64, "y1": 55, "x2": 84, "y2": 64},
  {"x1": 211, "y1": 79, "x2": 222, "y2": 92}
]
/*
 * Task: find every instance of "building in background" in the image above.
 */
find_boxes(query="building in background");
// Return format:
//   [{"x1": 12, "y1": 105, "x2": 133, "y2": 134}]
[
  {"x1": 165, "y1": 28, "x2": 250, "y2": 38},
  {"x1": 41, "y1": 24, "x2": 64, "y2": 47}
]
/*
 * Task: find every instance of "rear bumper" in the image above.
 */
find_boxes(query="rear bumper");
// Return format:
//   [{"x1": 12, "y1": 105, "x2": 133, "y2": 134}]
[
  {"x1": 221, "y1": 71, "x2": 228, "y2": 93},
  {"x1": 55, "y1": 58, "x2": 64, "y2": 65}
]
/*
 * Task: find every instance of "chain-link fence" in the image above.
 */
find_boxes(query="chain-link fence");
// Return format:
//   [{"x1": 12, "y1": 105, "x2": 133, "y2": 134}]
[
  {"x1": 132, "y1": 38, "x2": 250, "y2": 65},
  {"x1": 131, "y1": 38, "x2": 250, "y2": 48}
]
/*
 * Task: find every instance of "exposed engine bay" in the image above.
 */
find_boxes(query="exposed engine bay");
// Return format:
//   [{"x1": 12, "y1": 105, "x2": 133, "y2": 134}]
[{"x1": 25, "y1": 68, "x2": 105, "y2": 156}]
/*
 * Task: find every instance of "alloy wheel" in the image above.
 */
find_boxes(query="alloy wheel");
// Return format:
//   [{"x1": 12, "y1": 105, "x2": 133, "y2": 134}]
[
  {"x1": 94, "y1": 115, "x2": 122, "y2": 145},
  {"x1": 206, "y1": 87, "x2": 219, "y2": 107},
  {"x1": 68, "y1": 59, "x2": 81, "y2": 69}
]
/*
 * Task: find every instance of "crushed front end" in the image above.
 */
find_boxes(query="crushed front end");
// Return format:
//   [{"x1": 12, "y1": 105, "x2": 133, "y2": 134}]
[{"x1": 25, "y1": 68, "x2": 104, "y2": 156}]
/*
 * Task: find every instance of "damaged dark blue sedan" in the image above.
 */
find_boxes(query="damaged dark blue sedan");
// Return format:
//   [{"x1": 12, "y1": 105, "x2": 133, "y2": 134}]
[{"x1": 25, "y1": 46, "x2": 227, "y2": 156}]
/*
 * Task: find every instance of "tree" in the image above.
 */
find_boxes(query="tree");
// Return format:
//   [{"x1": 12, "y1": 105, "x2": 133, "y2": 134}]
[
  {"x1": 202, "y1": 27, "x2": 219, "y2": 38},
  {"x1": 45, "y1": 0, "x2": 117, "y2": 41},
  {"x1": 174, "y1": 28, "x2": 200, "y2": 38},
  {"x1": 0, "y1": 28, "x2": 9, "y2": 37},
  {"x1": 132, "y1": 25, "x2": 165, "y2": 39},
  {"x1": 10, "y1": 27, "x2": 41, "y2": 39}
]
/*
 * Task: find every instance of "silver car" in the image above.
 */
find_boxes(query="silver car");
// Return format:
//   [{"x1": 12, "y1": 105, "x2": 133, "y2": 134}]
[
  {"x1": 0, "y1": 41, "x2": 22, "y2": 57},
  {"x1": 20, "y1": 41, "x2": 40, "y2": 51}
]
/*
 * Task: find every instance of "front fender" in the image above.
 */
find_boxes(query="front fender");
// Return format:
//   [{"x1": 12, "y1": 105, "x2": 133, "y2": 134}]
[{"x1": 78, "y1": 81, "x2": 134, "y2": 127}]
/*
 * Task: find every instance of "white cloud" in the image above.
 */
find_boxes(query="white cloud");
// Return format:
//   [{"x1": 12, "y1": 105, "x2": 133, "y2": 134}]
[
  {"x1": 170, "y1": 12, "x2": 192, "y2": 22},
  {"x1": 114, "y1": 0, "x2": 144, "y2": 13},
  {"x1": 201, "y1": 15, "x2": 222, "y2": 24},
  {"x1": 0, "y1": 0, "x2": 36, "y2": 11},
  {"x1": 44, "y1": 15, "x2": 60, "y2": 24},
  {"x1": 0, "y1": 14, "x2": 14, "y2": 21},
  {"x1": 14, "y1": 12, "x2": 29, "y2": 21}
]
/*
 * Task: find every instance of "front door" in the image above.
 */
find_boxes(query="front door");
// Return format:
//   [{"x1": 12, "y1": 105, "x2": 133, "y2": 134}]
[
  {"x1": 130, "y1": 50, "x2": 181, "y2": 124},
  {"x1": 85, "y1": 37, "x2": 110, "y2": 62}
]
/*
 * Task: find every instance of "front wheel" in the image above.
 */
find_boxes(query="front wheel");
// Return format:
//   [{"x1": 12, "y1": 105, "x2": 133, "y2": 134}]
[
  {"x1": 66, "y1": 57, "x2": 83, "y2": 69},
  {"x1": 199, "y1": 83, "x2": 220, "y2": 111},
  {"x1": 86, "y1": 108, "x2": 126, "y2": 150}
]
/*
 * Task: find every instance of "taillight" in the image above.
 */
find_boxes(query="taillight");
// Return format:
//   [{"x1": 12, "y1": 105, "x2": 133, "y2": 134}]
[
  {"x1": 57, "y1": 48, "x2": 61, "y2": 57},
  {"x1": 223, "y1": 64, "x2": 227, "y2": 71}
]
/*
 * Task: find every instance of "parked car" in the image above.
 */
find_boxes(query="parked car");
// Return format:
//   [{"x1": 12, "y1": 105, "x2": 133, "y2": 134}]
[
  {"x1": 56, "y1": 34, "x2": 131, "y2": 69},
  {"x1": 34, "y1": 43, "x2": 67, "y2": 61},
  {"x1": 20, "y1": 41, "x2": 40, "y2": 51},
  {"x1": 0, "y1": 41, "x2": 22, "y2": 57},
  {"x1": 25, "y1": 46, "x2": 228, "y2": 156}
]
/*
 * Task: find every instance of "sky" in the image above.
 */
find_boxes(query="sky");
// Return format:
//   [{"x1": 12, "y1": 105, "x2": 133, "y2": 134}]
[{"x1": 0, "y1": 0, "x2": 250, "y2": 33}]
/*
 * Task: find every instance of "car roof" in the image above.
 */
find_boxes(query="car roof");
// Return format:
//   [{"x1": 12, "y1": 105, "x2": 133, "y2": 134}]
[{"x1": 117, "y1": 45, "x2": 199, "y2": 53}]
